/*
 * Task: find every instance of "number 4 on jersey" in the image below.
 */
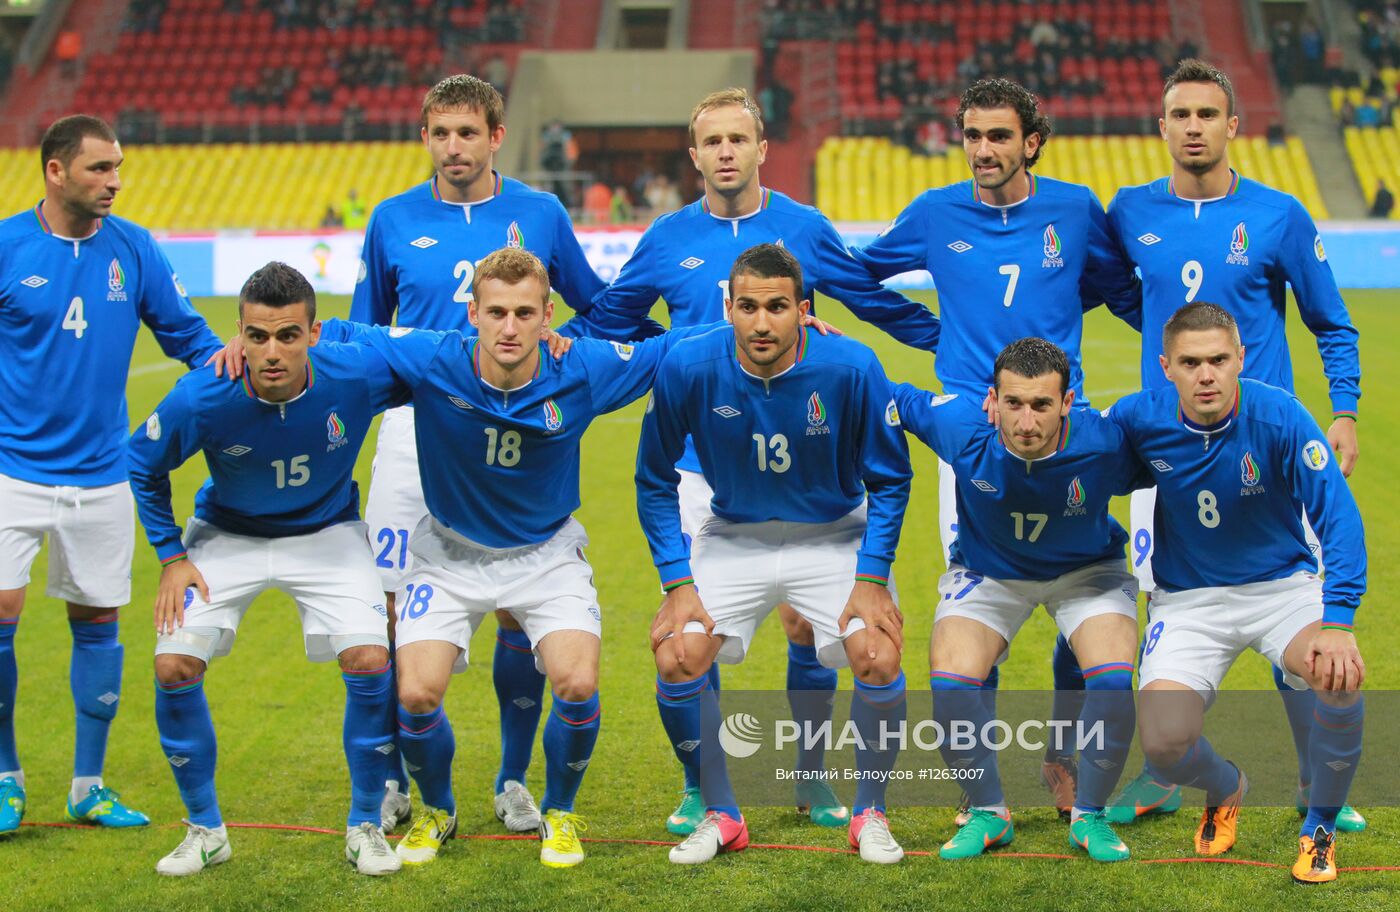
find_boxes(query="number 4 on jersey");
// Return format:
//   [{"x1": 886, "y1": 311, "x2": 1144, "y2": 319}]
[{"x1": 63, "y1": 296, "x2": 88, "y2": 338}]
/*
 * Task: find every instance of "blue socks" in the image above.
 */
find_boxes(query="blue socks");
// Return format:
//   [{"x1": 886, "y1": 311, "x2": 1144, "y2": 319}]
[
  {"x1": 1048, "y1": 634, "x2": 1087, "y2": 761},
  {"x1": 155, "y1": 673, "x2": 221, "y2": 828},
  {"x1": 1148, "y1": 736, "x2": 1239, "y2": 804},
  {"x1": 656, "y1": 673, "x2": 738, "y2": 818},
  {"x1": 493, "y1": 626, "x2": 545, "y2": 793},
  {"x1": 680, "y1": 663, "x2": 723, "y2": 791},
  {"x1": 70, "y1": 617, "x2": 122, "y2": 780},
  {"x1": 1304, "y1": 697, "x2": 1364, "y2": 836},
  {"x1": 931, "y1": 671, "x2": 1004, "y2": 807},
  {"x1": 786, "y1": 643, "x2": 836, "y2": 774},
  {"x1": 1074, "y1": 663, "x2": 1136, "y2": 813},
  {"x1": 852, "y1": 672, "x2": 906, "y2": 815},
  {"x1": 542, "y1": 692, "x2": 601, "y2": 813},
  {"x1": 0, "y1": 619, "x2": 17, "y2": 774},
  {"x1": 1273, "y1": 664, "x2": 1315, "y2": 786},
  {"x1": 398, "y1": 704, "x2": 456, "y2": 814},
  {"x1": 342, "y1": 664, "x2": 395, "y2": 827}
]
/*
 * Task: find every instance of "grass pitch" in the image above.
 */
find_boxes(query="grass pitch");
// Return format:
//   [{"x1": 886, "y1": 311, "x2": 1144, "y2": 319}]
[{"x1": 2, "y1": 291, "x2": 1398, "y2": 911}]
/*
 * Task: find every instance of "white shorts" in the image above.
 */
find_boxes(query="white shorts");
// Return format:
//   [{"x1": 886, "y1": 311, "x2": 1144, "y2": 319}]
[
  {"x1": 155, "y1": 519, "x2": 391, "y2": 663},
  {"x1": 1130, "y1": 487, "x2": 1323, "y2": 591},
  {"x1": 677, "y1": 469, "x2": 712, "y2": 543},
  {"x1": 0, "y1": 472, "x2": 134, "y2": 607},
  {"x1": 685, "y1": 505, "x2": 892, "y2": 669},
  {"x1": 394, "y1": 516, "x2": 602, "y2": 674},
  {"x1": 933, "y1": 558, "x2": 1138, "y2": 665},
  {"x1": 365, "y1": 405, "x2": 426, "y2": 592},
  {"x1": 937, "y1": 459, "x2": 958, "y2": 566},
  {"x1": 1138, "y1": 573, "x2": 1321, "y2": 697}
]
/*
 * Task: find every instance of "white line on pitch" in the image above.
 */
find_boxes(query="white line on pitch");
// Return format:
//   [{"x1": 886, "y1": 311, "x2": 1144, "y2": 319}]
[{"x1": 130, "y1": 361, "x2": 182, "y2": 377}]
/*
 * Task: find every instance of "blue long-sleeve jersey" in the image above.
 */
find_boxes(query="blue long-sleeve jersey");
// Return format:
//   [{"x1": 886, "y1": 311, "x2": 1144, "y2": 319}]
[
  {"x1": 349, "y1": 174, "x2": 605, "y2": 332},
  {"x1": 852, "y1": 174, "x2": 1141, "y2": 405},
  {"x1": 1107, "y1": 174, "x2": 1361, "y2": 417},
  {"x1": 1107, "y1": 379, "x2": 1366, "y2": 626},
  {"x1": 0, "y1": 205, "x2": 222, "y2": 486},
  {"x1": 895, "y1": 386, "x2": 1151, "y2": 580},
  {"x1": 560, "y1": 187, "x2": 941, "y2": 352},
  {"x1": 127, "y1": 343, "x2": 409, "y2": 563},
  {"x1": 636, "y1": 326, "x2": 913, "y2": 589},
  {"x1": 321, "y1": 318, "x2": 720, "y2": 549}
]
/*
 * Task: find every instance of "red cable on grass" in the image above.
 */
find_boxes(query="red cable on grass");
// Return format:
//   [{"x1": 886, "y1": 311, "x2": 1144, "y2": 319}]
[{"x1": 19, "y1": 820, "x2": 1400, "y2": 872}]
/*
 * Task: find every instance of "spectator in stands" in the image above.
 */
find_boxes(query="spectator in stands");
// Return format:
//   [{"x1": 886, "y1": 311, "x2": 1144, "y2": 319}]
[
  {"x1": 760, "y1": 78, "x2": 793, "y2": 142},
  {"x1": 341, "y1": 188, "x2": 367, "y2": 229},
  {"x1": 484, "y1": 53, "x2": 511, "y2": 96},
  {"x1": 644, "y1": 174, "x2": 681, "y2": 215},
  {"x1": 609, "y1": 185, "x2": 634, "y2": 224},
  {"x1": 1271, "y1": 20, "x2": 1299, "y2": 91},
  {"x1": 320, "y1": 205, "x2": 343, "y2": 228},
  {"x1": 583, "y1": 179, "x2": 612, "y2": 225},
  {"x1": 540, "y1": 120, "x2": 576, "y2": 208},
  {"x1": 1371, "y1": 179, "x2": 1395, "y2": 218},
  {"x1": 55, "y1": 30, "x2": 82, "y2": 80},
  {"x1": 1300, "y1": 20, "x2": 1326, "y2": 84},
  {"x1": 1355, "y1": 95, "x2": 1383, "y2": 126}
]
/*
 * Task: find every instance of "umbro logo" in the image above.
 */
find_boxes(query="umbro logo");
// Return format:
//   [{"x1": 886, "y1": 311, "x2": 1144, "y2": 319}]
[
  {"x1": 1137, "y1": 233, "x2": 1162, "y2": 246},
  {"x1": 1150, "y1": 459, "x2": 1173, "y2": 472},
  {"x1": 222, "y1": 445, "x2": 252, "y2": 457},
  {"x1": 374, "y1": 744, "x2": 396, "y2": 755},
  {"x1": 713, "y1": 406, "x2": 742, "y2": 418},
  {"x1": 410, "y1": 236, "x2": 438, "y2": 249},
  {"x1": 947, "y1": 241, "x2": 973, "y2": 254},
  {"x1": 566, "y1": 759, "x2": 590, "y2": 772},
  {"x1": 679, "y1": 256, "x2": 704, "y2": 269},
  {"x1": 971, "y1": 479, "x2": 998, "y2": 493},
  {"x1": 512, "y1": 697, "x2": 537, "y2": 709},
  {"x1": 168, "y1": 756, "x2": 190, "y2": 768},
  {"x1": 97, "y1": 692, "x2": 119, "y2": 706},
  {"x1": 677, "y1": 739, "x2": 701, "y2": 752},
  {"x1": 1093, "y1": 758, "x2": 1117, "y2": 770},
  {"x1": 1326, "y1": 760, "x2": 1352, "y2": 772},
  {"x1": 448, "y1": 396, "x2": 474, "y2": 410},
  {"x1": 20, "y1": 275, "x2": 47, "y2": 288}
]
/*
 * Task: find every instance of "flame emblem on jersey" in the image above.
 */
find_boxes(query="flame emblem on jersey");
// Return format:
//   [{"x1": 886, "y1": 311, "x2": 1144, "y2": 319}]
[
  {"x1": 1227, "y1": 222, "x2": 1250, "y2": 266},
  {"x1": 806, "y1": 391, "x2": 830, "y2": 435},
  {"x1": 1041, "y1": 224, "x2": 1064, "y2": 268},
  {"x1": 543, "y1": 398, "x2": 563, "y2": 432},
  {"x1": 506, "y1": 221, "x2": 524, "y2": 248},
  {"x1": 107, "y1": 259, "x2": 128, "y2": 301},
  {"x1": 1067, "y1": 476, "x2": 1085, "y2": 507},
  {"x1": 326, "y1": 412, "x2": 348, "y2": 451},
  {"x1": 1240, "y1": 451, "x2": 1260, "y2": 487}
]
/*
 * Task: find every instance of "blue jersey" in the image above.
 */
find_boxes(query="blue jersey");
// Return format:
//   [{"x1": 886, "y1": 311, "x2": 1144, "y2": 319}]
[
  {"x1": 127, "y1": 343, "x2": 409, "y2": 563},
  {"x1": 1107, "y1": 174, "x2": 1361, "y2": 417},
  {"x1": 636, "y1": 327, "x2": 913, "y2": 589},
  {"x1": 895, "y1": 387, "x2": 1149, "y2": 580},
  {"x1": 1108, "y1": 379, "x2": 1366, "y2": 626},
  {"x1": 561, "y1": 187, "x2": 941, "y2": 352},
  {"x1": 322, "y1": 319, "x2": 719, "y2": 549},
  {"x1": 349, "y1": 174, "x2": 605, "y2": 332},
  {"x1": 0, "y1": 205, "x2": 221, "y2": 486},
  {"x1": 853, "y1": 174, "x2": 1140, "y2": 404}
]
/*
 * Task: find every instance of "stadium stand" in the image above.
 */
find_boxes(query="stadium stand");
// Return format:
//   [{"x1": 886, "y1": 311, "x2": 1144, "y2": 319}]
[
  {"x1": 1345, "y1": 125, "x2": 1400, "y2": 215},
  {"x1": 815, "y1": 132, "x2": 1331, "y2": 221}
]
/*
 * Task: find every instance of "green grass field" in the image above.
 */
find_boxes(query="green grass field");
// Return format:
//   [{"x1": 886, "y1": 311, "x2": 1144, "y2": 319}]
[{"x1": 3, "y1": 291, "x2": 1399, "y2": 911}]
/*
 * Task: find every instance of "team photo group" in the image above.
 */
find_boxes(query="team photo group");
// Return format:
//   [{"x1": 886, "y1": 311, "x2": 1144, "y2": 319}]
[{"x1": 0, "y1": 58, "x2": 1367, "y2": 887}]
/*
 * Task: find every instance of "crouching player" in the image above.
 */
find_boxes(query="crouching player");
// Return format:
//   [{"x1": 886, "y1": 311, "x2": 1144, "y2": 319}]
[
  {"x1": 128, "y1": 263, "x2": 407, "y2": 876},
  {"x1": 320, "y1": 247, "x2": 726, "y2": 869},
  {"x1": 1108, "y1": 303, "x2": 1365, "y2": 883},
  {"x1": 637, "y1": 244, "x2": 913, "y2": 865},
  {"x1": 895, "y1": 338, "x2": 1146, "y2": 861}
]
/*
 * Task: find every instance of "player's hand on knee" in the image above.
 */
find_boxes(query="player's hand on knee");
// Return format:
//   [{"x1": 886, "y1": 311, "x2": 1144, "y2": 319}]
[
  {"x1": 541, "y1": 328, "x2": 573, "y2": 358},
  {"x1": 1305, "y1": 628, "x2": 1365, "y2": 692},
  {"x1": 840, "y1": 581, "x2": 902, "y2": 657},
  {"x1": 799, "y1": 313, "x2": 843, "y2": 337},
  {"x1": 206, "y1": 334, "x2": 247, "y2": 379},
  {"x1": 650, "y1": 584, "x2": 713, "y2": 660},
  {"x1": 1326, "y1": 417, "x2": 1358, "y2": 477},
  {"x1": 155, "y1": 558, "x2": 209, "y2": 636}
]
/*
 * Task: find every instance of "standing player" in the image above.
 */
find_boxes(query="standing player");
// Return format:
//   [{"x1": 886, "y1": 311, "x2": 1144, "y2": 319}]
[
  {"x1": 324, "y1": 248, "x2": 723, "y2": 869},
  {"x1": 851, "y1": 78, "x2": 1141, "y2": 816},
  {"x1": 894, "y1": 338, "x2": 1146, "y2": 862},
  {"x1": 1091, "y1": 59, "x2": 1364, "y2": 830},
  {"x1": 352, "y1": 75, "x2": 607, "y2": 834},
  {"x1": 1108, "y1": 304, "x2": 1365, "y2": 884},
  {"x1": 638, "y1": 245, "x2": 913, "y2": 865},
  {"x1": 129, "y1": 264, "x2": 404, "y2": 876},
  {"x1": 0, "y1": 115, "x2": 223, "y2": 834},
  {"x1": 562, "y1": 88, "x2": 941, "y2": 835}
]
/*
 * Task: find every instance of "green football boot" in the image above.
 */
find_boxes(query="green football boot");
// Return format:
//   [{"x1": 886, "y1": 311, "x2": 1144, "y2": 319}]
[
  {"x1": 1105, "y1": 770, "x2": 1182, "y2": 825},
  {"x1": 938, "y1": 808, "x2": 1013, "y2": 859},
  {"x1": 1068, "y1": 811, "x2": 1131, "y2": 862}
]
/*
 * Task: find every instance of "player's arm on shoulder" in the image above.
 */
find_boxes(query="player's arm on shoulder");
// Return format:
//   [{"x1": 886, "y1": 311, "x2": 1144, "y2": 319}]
[
  {"x1": 557, "y1": 224, "x2": 667, "y2": 341},
  {"x1": 849, "y1": 192, "x2": 929, "y2": 280},
  {"x1": 1081, "y1": 190, "x2": 1142, "y2": 331},
  {"x1": 355, "y1": 344, "x2": 414, "y2": 413},
  {"x1": 811, "y1": 214, "x2": 940, "y2": 352},
  {"x1": 582, "y1": 323, "x2": 724, "y2": 414},
  {"x1": 332, "y1": 321, "x2": 447, "y2": 388},
  {"x1": 138, "y1": 233, "x2": 224, "y2": 367}
]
